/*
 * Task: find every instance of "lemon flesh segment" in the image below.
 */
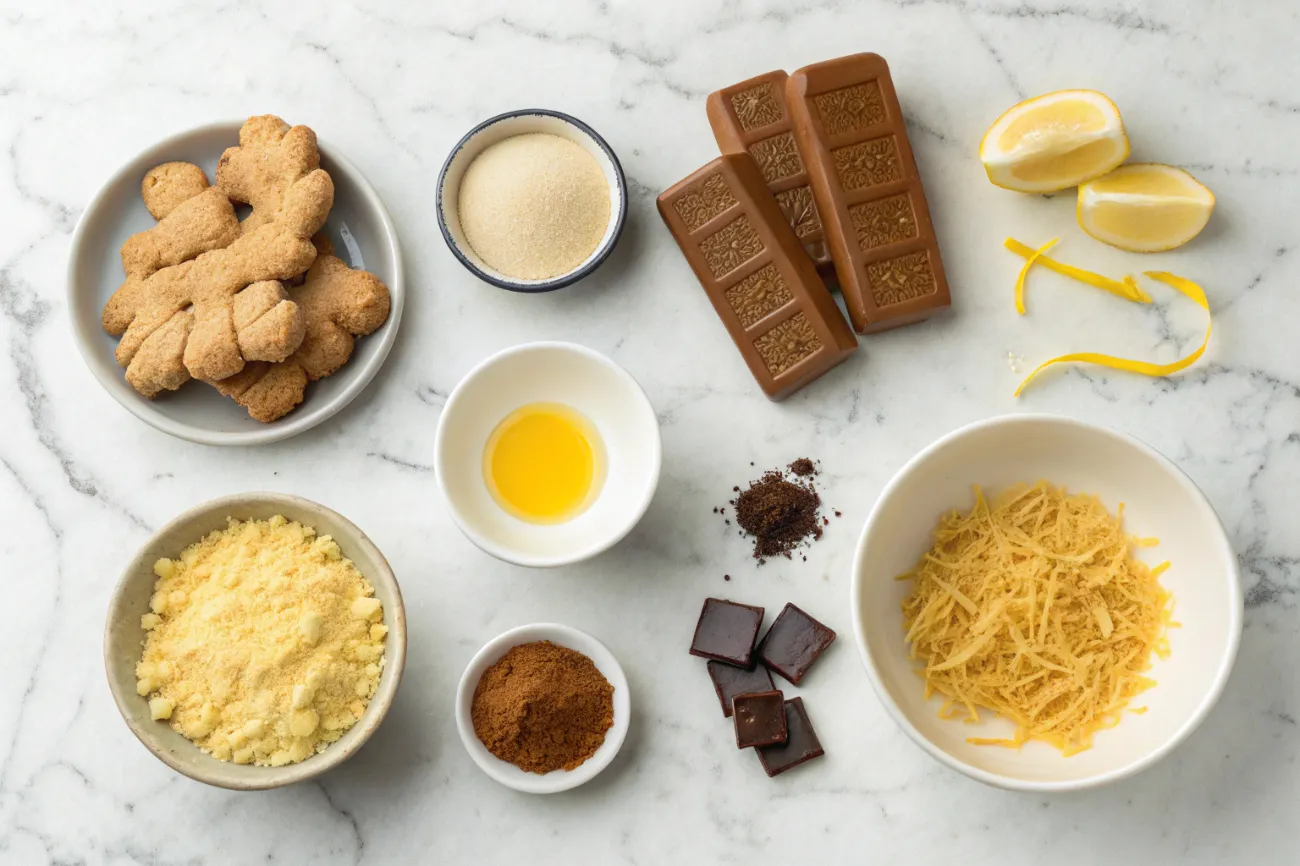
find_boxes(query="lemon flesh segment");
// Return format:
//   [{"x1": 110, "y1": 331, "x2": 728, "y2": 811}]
[
  {"x1": 980, "y1": 90, "x2": 1129, "y2": 193},
  {"x1": 1078, "y1": 164, "x2": 1215, "y2": 252}
]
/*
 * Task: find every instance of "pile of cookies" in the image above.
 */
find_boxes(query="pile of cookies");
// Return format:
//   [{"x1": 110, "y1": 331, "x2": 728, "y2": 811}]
[{"x1": 101, "y1": 115, "x2": 391, "y2": 423}]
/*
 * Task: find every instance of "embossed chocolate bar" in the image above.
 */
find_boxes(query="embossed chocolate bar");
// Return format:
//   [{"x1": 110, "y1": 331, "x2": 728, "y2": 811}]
[
  {"x1": 706, "y1": 71, "x2": 832, "y2": 268},
  {"x1": 656, "y1": 153, "x2": 857, "y2": 400},
  {"x1": 787, "y1": 53, "x2": 951, "y2": 333}
]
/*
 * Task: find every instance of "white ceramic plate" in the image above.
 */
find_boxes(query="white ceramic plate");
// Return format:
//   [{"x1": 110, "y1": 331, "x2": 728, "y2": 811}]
[
  {"x1": 67, "y1": 121, "x2": 405, "y2": 446},
  {"x1": 103, "y1": 492, "x2": 407, "y2": 790},
  {"x1": 852, "y1": 414, "x2": 1242, "y2": 791},
  {"x1": 455, "y1": 623, "x2": 631, "y2": 793},
  {"x1": 434, "y1": 342, "x2": 661, "y2": 567}
]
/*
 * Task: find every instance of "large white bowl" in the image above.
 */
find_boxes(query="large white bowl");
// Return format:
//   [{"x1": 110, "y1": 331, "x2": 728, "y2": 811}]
[
  {"x1": 852, "y1": 414, "x2": 1241, "y2": 791},
  {"x1": 434, "y1": 342, "x2": 661, "y2": 567},
  {"x1": 454, "y1": 622, "x2": 631, "y2": 794},
  {"x1": 68, "y1": 121, "x2": 405, "y2": 446},
  {"x1": 104, "y1": 492, "x2": 407, "y2": 790}
]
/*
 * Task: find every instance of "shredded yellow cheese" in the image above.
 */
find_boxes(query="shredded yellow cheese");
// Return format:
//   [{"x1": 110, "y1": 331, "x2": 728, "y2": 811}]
[{"x1": 900, "y1": 483, "x2": 1174, "y2": 756}]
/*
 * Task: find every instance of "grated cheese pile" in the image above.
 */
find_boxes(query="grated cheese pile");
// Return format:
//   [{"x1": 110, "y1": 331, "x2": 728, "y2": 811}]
[{"x1": 900, "y1": 482, "x2": 1174, "y2": 756}]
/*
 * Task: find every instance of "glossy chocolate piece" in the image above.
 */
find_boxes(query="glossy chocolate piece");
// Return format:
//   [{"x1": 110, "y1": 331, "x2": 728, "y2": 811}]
[
  {"x1": 707, "y1": 71, "x2": 832, "y2": 268},
  {"x1": 708, "y1": 660, "x2": 775, "y2": 718},
  {"x1": 758, "y1": 602, "x2": 836, "y2": 685},
  {"x1": 733, "y1": 690, "x2": 788, "y2": 749},
  {"x1": 656, "y1": 153, "x2": 857, "y2": 401},
  {"x1": 689, "y1": 598, "x2": 765, "y2": 667},
  {"x1": 787, "y1": 53, "x2": 951, "y2": 334},
  {"x1": 756, "y1": 696, "x2": 824, "y2": 777}
]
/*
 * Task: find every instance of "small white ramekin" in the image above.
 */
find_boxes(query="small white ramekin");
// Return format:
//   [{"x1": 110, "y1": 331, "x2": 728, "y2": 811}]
[
  {"x1": 433, "y1": 341, "x2": 661, "y2": 568},
  {"x1": 455, "y1": 623, "x2": 631, "y2": 794}
]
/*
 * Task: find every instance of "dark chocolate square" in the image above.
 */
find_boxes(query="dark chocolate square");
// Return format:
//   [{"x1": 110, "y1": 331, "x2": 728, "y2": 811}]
[
  {"x1": 707, "y1": 660, "x2": 775, "y2": 718},
  {"x1": 689, "y1": 598, "x2": 764, "y2": 667},
  {"x1": 756, "y1": 696, "x2": 824, "y2": 777},
  {"x1": 757, "y1": 602, "x2": 835, "y2": 685},
  {"x1": 733, "y1": 690, "x2": 787, "y2": 749}
]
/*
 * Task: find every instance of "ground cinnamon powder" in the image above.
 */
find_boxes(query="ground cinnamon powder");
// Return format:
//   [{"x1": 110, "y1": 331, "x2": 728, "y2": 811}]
[{"x1": 471, "y1": 640, "x2": 614, "y2": 774}]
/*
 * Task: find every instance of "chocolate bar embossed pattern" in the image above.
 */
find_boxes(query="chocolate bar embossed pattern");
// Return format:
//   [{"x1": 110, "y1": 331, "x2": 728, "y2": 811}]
[
  {"x1": 788, "y1": 53, "x2": 951, "y2": 333},
  {"x1": 707, "y1": 71, "x2": 832, "y2": 268},
  {"x1": 657, "y1": 153, "x2": 856, "y2": 400}
]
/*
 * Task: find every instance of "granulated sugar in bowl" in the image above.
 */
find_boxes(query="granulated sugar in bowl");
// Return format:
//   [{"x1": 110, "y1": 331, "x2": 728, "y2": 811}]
[{"x1": 458, "y1": 132, "x2": 610, "y2": 280}]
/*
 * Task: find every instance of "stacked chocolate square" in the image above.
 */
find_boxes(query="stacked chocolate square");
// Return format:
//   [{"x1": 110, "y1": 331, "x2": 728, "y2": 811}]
[{"x1": 689, "y1": 599, "x2": 835, "y2": 776}]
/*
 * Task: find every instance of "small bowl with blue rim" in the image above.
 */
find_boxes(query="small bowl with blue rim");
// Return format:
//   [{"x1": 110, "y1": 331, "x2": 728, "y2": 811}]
[{"x1": 436, "y1": 109, "x2": 628, "y2": 292}]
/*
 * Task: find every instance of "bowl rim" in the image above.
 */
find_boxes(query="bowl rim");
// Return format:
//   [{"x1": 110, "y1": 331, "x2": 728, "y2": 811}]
[
  {"x1": 453, "y1": 622, "x2": 631, "y2": 793},
  {"x1": 102, "y1": 491, "x2": 408, "y2": 790},
  {"x1": 66, "y1": 119, "x2": 406, "y2": 447},
  {"x1": 433, "y1": 340, "x2": 662, "y2": 568},
  {"x1": 850, "y1": 413, "x2": 1243, "y2": 792},
  {"x1": 435, "y1": 108, "x2": 629, "y2": 293}
]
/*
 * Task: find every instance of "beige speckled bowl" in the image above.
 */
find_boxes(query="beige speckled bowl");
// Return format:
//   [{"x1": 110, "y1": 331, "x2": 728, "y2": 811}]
[{"x1": 104, "y1": 492, "x2": 407, "y2": 790}]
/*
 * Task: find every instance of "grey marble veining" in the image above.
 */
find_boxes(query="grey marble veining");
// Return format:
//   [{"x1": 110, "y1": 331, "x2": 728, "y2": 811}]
[{"x1": 0, "y1": 0, "x2": 1297, "y2": 863}]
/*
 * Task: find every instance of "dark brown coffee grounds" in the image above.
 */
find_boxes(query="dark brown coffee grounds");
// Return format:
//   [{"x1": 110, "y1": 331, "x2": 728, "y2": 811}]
[
  {"x1": 471, "y1": 641, "x2": 614, "y2": 774},
  {"x1": 788, "y1": 458, "x2": 816, "y2": 477},
  {"x1": 733, "y1": 469, "x2": 823, "y2": 561}
]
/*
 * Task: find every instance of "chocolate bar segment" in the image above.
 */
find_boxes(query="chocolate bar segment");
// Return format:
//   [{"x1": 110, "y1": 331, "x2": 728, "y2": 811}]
[
  {"x1": 787, "y1": 53, "x2": 951, "y2": 333},
  {"x1": 733, "y1": 690, "x2": 788, "y2": 749},
  {"x1": 689, "y1": 598, "x2": 765, "y2": 667},
  {"x1": 757, "y1": 603, "x2": 836, "y2": 685},
  {"x1": 657, "y1": 153, "x2": 857, "y2": 400},
  {"x1": 707, "y1": 71, "x2": 831, "y2": 268},
  {"x1": 708, "y1": 660, "x2": 775, "y2": 718},
  {"x1": 756, "y1": 696, "x2": 824, "y2": 777}
]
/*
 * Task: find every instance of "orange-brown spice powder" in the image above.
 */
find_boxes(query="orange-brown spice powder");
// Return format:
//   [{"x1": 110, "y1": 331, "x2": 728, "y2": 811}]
[{"x1": 471, "y1": 640, "x2": 614, "y2": 774}]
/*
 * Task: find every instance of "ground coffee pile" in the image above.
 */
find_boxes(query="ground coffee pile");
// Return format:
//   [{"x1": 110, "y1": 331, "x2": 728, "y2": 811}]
[{"x1": 732, "y1": 459, "x2": 825, "y2": 561}]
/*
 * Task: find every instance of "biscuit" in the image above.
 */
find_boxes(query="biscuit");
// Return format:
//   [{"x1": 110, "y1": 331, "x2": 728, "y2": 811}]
[
  {"x1": 214, "y1": 238, "x2": 391, "y2": 422},
  {"x1": 142, "y1": 162, "x2": 211, "y2": 220},
  {"x1": 121, "y1": 187, "x2": 240, "y2": 280},
  {"x1": 216, "y1": 116, "x2": 321, "y2": 234},
  {"x1": 103, "y1": 168, "x2": 334, "y2": 395}
]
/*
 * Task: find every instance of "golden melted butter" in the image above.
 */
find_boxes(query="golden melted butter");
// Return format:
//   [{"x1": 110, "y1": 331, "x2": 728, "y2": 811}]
[{"x1": 483, "y1": 402, "x2": 605, "y2": 524}]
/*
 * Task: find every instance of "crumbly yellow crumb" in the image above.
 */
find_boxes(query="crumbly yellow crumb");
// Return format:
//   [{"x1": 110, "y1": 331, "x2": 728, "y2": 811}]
[{"x1": 137, "y1": 515, "x2": 385, "y2": 766}]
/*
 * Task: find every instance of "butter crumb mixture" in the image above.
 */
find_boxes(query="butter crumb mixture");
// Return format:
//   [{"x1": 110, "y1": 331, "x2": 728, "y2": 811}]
[{"x1": 136, "y1": 515, "x2": 386, "y2": 767}]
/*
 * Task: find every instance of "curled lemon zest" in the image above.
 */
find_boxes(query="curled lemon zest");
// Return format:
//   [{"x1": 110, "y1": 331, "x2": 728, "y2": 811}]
[
  {"x1": 1006, "y1": 237, "x2": 1210, "y2": 397},
  {"x1": 1014, "y1": 237, "x2": 1059, "y2": 314},
  {"x1": 1005, "y1": 238, "x2": 1152, "y2": 304}
]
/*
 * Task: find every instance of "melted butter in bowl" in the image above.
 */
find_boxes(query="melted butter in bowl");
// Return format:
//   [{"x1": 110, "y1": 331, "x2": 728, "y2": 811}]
[{"x1": 483, "y1": 402, "x2": 607, "y2": 524}]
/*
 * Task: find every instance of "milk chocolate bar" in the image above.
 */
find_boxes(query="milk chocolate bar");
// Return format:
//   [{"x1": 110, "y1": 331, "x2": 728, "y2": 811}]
[
  {"x1": 787, "y1": 53, "x2": 951, "y2": 333},
  {"x1": 707, "y1": 71, "x2": 832, "y2": 268},
  {"x1": 657, "y1": 153, "x2": 857, "y2": 400}
]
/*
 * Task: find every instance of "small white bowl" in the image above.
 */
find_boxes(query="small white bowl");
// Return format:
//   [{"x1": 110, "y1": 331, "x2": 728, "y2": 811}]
[
  {"x1": 455, "y1": 623, "x2": 630, "y2": 794},
  {"x1": 103, "y1": 492, "x2": 407, "y2": 790},
  {"x1": 852, "y1": 414, "x2": 1242, "y2": 792},
  {"x1": 434, "y1": 341, "x2": 661, "y2": 567},
  {"x1": 68, "y1": 121, "x2": 405, "y2": 446},
  {"x1": 436, "y1": 109, "x2": 627, "y2": 292}
]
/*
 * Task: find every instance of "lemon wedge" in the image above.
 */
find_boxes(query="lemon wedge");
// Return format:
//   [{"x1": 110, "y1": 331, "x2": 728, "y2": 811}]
[
  {"x1": 980, "y1": 90, "x2": 1129, "y2": 193},
  {"x1": 1077, "y1": 163, "x2": 1215, "y2": 252}
]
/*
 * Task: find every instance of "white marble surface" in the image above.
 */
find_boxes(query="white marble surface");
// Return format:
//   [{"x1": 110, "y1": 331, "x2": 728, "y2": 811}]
[{"x1": 1, "y1": 1, "x2": 1297, "y2": 863}]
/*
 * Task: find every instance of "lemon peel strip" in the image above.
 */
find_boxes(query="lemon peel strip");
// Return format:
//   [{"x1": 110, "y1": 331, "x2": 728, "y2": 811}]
[
  {"x1": 1014, "y1": 237, "x2": 1058, "y2": 314},
  {"x1": 1005, "y1": 238, "x2": 1152, "y2": 304},
  {"x1": 1013, "y1": 270, "x2": 1210, "y2": 397}
]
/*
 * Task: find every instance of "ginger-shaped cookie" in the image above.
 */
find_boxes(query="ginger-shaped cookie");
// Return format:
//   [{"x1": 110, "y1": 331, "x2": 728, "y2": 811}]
[
  {"x1": 217, "y1": 115, "x2": 321, "y2": 234},
  {"x1": 102, "y1": 159, "x2": 333, "y2": 397},
  {"x1": 213, "y1": 237, "x2": 391, "y2": 422}
]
